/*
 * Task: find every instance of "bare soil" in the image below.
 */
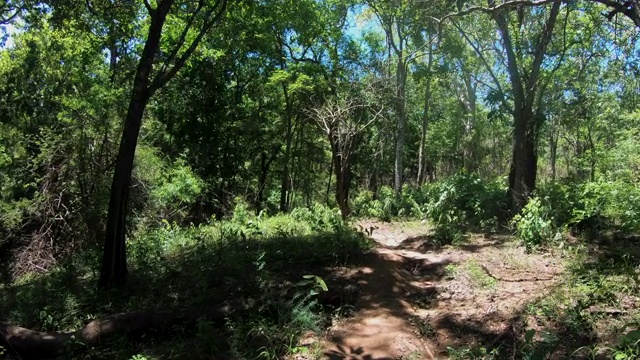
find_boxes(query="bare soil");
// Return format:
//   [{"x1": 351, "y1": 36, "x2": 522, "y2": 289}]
[{"x1": 318, "y1": 220, "x2": 564, "y2": 360}]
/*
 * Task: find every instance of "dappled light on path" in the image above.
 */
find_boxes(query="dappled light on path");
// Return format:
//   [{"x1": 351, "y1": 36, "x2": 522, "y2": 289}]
[{"x1": 320, "y1": 220, "x2": 564, "y2": 359}]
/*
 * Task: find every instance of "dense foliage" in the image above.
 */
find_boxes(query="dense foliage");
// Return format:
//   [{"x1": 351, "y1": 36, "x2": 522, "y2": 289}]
[{"x1": 1, "y1": 0, "x2": 640, "y2": 358}]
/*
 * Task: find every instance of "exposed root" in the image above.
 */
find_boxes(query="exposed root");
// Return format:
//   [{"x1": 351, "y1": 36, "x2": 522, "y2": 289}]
[{"x1": 480, "y1": 264, "x2": 557, "y2": 282}]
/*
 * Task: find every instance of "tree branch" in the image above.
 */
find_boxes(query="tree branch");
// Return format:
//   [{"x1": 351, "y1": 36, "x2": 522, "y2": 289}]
[
  {"x1": 0, "y1": 3, "x2": 20, "y2": 25},
  {"x1": 158, "y1": 0, "x2": 206, "y2": 76},
  {"x1": 433, "y1": 0, "x2": 640, "y2": 27},
  {"x1": 433, "y1": 0, "x2": 559, "y2": 24},
  {"x1": 149, "y1": 0, "x2": 227, "y2": 94},
  {"x1": 594, "y1": 0, "x2": 640, "y2": 26},
  {"x1": 526, "y1": 1, "x2": 562, "y2": 105},
  {"x1": 452, "y1": 20, "x2": 510, "y2": 111},
  {"x1": 143, "y1": 0, "x2": 154, "y2": 14}
]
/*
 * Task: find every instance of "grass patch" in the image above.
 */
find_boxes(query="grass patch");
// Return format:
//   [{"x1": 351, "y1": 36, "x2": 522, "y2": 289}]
[
  {"x1": 444, "y1": 263, "x2": 459, "y2": 280},
  {"x1": 447, "y1": 345, "x2": 499, "y2": 359},
  {"x1": 0, "y1": 204, "x2": 373, "y2": 359},
  {"x1": 465, "y1": 260, "x2": 497, "y2": 289}
]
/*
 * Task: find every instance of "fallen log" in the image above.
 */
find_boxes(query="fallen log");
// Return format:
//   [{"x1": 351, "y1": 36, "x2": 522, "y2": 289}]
[{"x1": 0, "y1": 303, "x2": 236, "y2": 359}]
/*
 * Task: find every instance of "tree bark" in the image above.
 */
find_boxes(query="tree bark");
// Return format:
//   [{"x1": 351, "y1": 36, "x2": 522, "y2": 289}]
[
  {"x1": 257, "y1": 149, "x2": 277, "y2": 212},
  {"x1": 333, "y1": 153, "x2": 351, "y2": 219},
  {"x1": 549, "y1": 115, "x2": 558, "y2": 181},
  {"x1": 278, "y1": 75, "x2": 294, "y2": 212},
  {"x1": 99, "y1": 1, "x2": 173, "y2": 288},
  {"x1": 507, "y1": 107, "x2": 538, "y2": 213}
]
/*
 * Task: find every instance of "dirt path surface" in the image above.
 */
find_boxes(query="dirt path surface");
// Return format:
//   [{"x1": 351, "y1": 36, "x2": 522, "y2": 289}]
[{"x1": 319, "y1": 220, "x2": 564, "y2": 360}]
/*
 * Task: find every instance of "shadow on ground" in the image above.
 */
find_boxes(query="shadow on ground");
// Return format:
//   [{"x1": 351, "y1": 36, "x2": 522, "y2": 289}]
[
  {"x1": 394, "y1": 231, "x2": 514, "y2": 254},
  {"x1": 0, "y1": 226, "x2": 372, "y2": 359},
  {"x1": 322, "y1": 220, "x2": 623, "y2": 360},
  {"x1": 2, "y1": 221, "x2": 638, "y2": 360}
]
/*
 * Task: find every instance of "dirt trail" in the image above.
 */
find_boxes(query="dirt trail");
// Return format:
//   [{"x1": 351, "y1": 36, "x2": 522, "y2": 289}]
[{"x1": 319, "y1": 220, "x2": 563, "y2": 360}]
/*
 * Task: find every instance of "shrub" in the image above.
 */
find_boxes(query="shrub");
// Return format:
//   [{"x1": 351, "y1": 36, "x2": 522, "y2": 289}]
[
  {"x1": 351, "y1": 185, "x2": 427, "y2": 221},
  {"x1": 579, "y1": 180, "x2": 640, "y2": 234},
  {"x1": 512, "y1": 197, "x2": 559, "y2": 251},
  {"x1": 426, "y1": 173, "x2": 506, "y2": 243},
  {"x1": 536, "y1": 179, "x2": 640, "y2": 238},
  {"x1": 535, "y1": 182, "x2": 581, "y2": 230}
]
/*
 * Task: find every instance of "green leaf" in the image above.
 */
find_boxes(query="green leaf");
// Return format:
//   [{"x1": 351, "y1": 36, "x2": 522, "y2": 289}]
[
  {"x1": 524, "y1": 329, "x2": 536, "y2": 343},
  {"x1": 316, "y1": 277, "x2": 328, "y2": 292}
]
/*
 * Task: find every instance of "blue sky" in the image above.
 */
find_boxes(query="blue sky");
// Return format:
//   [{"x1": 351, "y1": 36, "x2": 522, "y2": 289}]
[{"x1": 1, "y1": 23, "x2": 16, "y2": 48}]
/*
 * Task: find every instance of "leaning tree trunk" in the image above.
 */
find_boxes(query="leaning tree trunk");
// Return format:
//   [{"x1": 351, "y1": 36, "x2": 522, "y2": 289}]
[
  {"x1": 99, "y1": 1, "x2": 173, "y2": 288},
  {"x1": 99, "y1": 94, "x2": 148, "y2": 287}
]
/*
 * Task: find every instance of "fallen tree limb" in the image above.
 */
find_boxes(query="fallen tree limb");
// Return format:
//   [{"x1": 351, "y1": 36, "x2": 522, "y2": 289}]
[{"x1": 0, "y1": 302, "x2": 237, "y2": 359}]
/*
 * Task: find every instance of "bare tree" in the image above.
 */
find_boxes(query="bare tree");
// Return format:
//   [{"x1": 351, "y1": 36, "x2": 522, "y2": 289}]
[{"x1": 307, "y1": 87, "x2": 384, "y2": 219}]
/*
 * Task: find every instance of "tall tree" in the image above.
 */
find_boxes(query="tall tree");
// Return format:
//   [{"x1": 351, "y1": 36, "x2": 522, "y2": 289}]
[
  {"x1": 367, "y1": 0, "x2": 414, "y2": 195},
  {"x1": 491, "y1": 1, "x2": 561, "y2": 213},
  {"x1": 100, "y1": 0, "x2": 227, "y2": 288},
  {"x1": 437, "y1": 0, "x2": 640, "y2": 214}
]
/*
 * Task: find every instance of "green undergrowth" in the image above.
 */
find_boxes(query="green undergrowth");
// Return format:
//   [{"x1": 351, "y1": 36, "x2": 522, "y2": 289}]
[
  {"x1": 0, "y1": 203, "x2": 373, "y2": 359},
  {"x1": 351, "y1": 173, "x2": 508, "y2": 244}
]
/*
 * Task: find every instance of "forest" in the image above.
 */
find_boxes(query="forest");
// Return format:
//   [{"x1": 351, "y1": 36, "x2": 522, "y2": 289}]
[{"x1": 1, "y1": 0, "x2": 640, "y2": 359}]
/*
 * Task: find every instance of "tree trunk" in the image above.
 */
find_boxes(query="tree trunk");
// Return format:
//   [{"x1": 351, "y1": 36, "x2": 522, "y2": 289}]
[
  {"x1": 256, "y1": 149, "x2": 276, "y2": 212},
  {"x1": 417, "y1": 42, "x2": 434, "y2": 186},
  {"x1": 332, "y1": 149, "x2": 352, "y2": 219},
  {"x1": 549, "y1": 116, "x2": 558, "y2": 182},
  {"x1": 394, "y1": 57, "x2": 406, "y2": 195},
  {"x1": 278, "y1": 83, "x2": 293, "y2": 212},
  {"x1": 99, "y1": 95, "x2": 147, "y2": 287},
  {"x1": 99, "y1": 1, "x2": 173, "y2": 288},
  {"x1": 0, "y1": 303, "x2": 234, "y2": 359},
  {"x1": 326, "y1": 155, "x2": 333, "y2": 205},
  {"x1": 492, "y1": 0, "x2": 560, "y2": 215},
  {"x1": 508, "y1": 107, "x2": 537, "y2": 214}
]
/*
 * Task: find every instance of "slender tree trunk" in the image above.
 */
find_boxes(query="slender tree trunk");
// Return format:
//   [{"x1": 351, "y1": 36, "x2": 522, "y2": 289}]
[
  {"x1": 257, "y1": 149, "x2": 276, "y2": 212},
  {"x1": 326, "y1": 155, "x2": 333, "y2": 205},
  {"x1": 333, "y1": 154, "x2": 350, "y2": 219},
  {"x1": 279, "y1": 90, "x2": 293, "y2": 212},
  {"x1": 549, "y1": 116, "x2": 558, "y2": 182},
  {"x1": 417, "y1": 43, "x2": 434, "y2": 186},
  {"x1": 587, "y1": 126, "x2": 596, "y2": 181},
  {"x1": 394, "y1": 57, "x2": 406, "y2": 195},
  {"x1": 331, "y1": 145, "x2": 352, "y2": 219}
]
